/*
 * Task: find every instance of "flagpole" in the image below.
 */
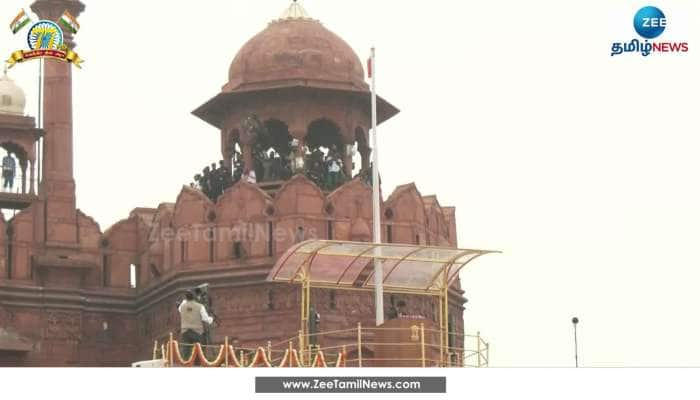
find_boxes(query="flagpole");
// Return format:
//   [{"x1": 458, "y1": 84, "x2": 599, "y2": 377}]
[
  {"x1": 370, "y1": 47, "x2": 384, "y2": 326},
  {"x1": 37, "y1": 58, "x2": 43, "y2": 186}
]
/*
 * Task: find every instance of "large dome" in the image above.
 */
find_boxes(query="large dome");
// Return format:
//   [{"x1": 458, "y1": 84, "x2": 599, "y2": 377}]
[
  {"x1": 193, "y1": 2, "x2": 399, "y2": 129},
  {"x1": 0, "y1": 71, "x2": 26, "y2": 116},
  {"x1": 225, "y1": 11, "x2": 368, "y2": 93}
]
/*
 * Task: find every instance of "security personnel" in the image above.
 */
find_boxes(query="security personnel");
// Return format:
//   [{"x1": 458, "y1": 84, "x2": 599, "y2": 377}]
[
  {"x1": 178, "y1": 290, "x2": 214, "y2": 360},
  {"x1": 2, "y1": 151, "x2": 15, "y2": 190}
]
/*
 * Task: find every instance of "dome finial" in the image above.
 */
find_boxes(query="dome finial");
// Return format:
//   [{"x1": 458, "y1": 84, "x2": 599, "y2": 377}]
[{"x1": 280, "y1": 0, "x2": 310, "y2": 20}]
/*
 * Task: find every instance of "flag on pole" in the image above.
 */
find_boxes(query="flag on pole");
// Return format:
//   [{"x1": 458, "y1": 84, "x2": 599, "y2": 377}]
[
  {"x1": 9, "y1": 9, "x2": 31, "y2": 34},
  {"x1": 59, "y1": 10, "x2": 80, "y2": 34},
  {"x1": 367, "y1": 57, "x2": 372, "y2": 78}
]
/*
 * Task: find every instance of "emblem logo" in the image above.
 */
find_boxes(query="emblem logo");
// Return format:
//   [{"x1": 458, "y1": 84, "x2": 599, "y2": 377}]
[
  {"x1": 27, "y1": 20, "x2": 64, "y2": 50},
  {"x1": 610, "y1": 5, "x2": 689, "y2": 57},
  {"x1": 5, "y1": 8, "x2": 84, "y2": 69}
]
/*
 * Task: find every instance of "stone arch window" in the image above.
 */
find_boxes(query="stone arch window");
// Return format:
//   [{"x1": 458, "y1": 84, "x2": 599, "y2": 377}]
[
  {"x1": 0, "y1": 141, "x2": 34, "y2": 198},
  {"x1": 306, "y1": 118, "x2": 343, "y2": 153},
  {"x1": 305, "y1": 118, "x2": 346, "y2": 190},
  {"x1": 265, "y1": 119, "x2": 294, "y2": 157},
  {"x1": 252, "y1": 119, "x2": 293, "y2": 182}
]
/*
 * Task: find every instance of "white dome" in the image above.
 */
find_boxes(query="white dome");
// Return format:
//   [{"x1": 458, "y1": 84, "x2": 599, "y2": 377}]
[{"x1": 0, "y1": 70, "x2": 26, "y2": 116}]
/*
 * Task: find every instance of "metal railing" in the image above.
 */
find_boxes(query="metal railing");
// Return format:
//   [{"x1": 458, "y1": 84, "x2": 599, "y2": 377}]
[{"x1": 154, "y1": 323, "x2": 488, "y2": 368}]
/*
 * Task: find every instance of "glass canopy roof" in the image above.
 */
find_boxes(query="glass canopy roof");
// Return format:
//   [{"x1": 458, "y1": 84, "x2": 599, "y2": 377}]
[{"x1": 267, "y1": 240, "x2": 499, "y2": 295}]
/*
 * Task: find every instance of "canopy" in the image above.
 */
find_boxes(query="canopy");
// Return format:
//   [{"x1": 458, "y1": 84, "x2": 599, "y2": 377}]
[{"x1": 267, "y1": 240, "x2": 499, "y2": 295}]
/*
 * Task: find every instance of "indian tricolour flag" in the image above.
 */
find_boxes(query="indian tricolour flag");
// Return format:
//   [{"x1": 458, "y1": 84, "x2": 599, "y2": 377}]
[
  {"x1": 59, "y1": 10, "x2": 80, "y2": 34},
  {"x1": 10, "y1": 9, "x2": 31, "y2": 34}
]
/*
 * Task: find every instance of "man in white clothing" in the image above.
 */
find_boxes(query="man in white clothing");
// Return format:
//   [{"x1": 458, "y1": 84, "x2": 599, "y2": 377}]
[{"x1": 178, "y1": 290, "x2": 214, "y2": 361}]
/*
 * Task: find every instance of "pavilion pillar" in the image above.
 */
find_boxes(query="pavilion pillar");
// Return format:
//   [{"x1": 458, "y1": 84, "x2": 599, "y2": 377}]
[
  {"x1": 360, "y1": 146, "x2": 370, "y2": 171},
  {"x1": 29, "y1": 159, "x2": 35, "y2": 195},
  {"x1": 21, "y1": 162, "x2": 27, "y2": 194},
  {"x1": 343, "y1": 151, "x2": 353, "y2": 179},
  {"x1": 286, "y1": 132, "x2": 306, "y2": 174},
  {"x1": 241, "y1": 143, "x2": 253, "y2": 174},
  {"x1": 221, "y1": 130, "x2": 233, "y2": 175},
  {"x1": 223, "y1": 150, "x2": 233, "y2": 177}
]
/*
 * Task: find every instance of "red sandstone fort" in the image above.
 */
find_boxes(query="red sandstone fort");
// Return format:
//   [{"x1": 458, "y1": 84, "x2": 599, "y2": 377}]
[{"x1": 0, "y1": 1, "x2": 484, "y2": 367}]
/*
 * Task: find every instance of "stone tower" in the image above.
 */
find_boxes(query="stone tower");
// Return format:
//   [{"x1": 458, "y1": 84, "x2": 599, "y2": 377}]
[{"x1": 30, "y1": 0, "x2": 85, "y2": 247}]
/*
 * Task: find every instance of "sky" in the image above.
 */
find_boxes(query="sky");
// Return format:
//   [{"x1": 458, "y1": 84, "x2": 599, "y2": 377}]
[{"x1": 1, "y1": 0, "x2": 699, "y2": 367}]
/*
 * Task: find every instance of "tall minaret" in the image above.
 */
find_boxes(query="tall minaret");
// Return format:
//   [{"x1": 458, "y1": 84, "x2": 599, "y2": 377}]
[{"x1": 30, "y1": 0, "x2": 85, "y2": 245}]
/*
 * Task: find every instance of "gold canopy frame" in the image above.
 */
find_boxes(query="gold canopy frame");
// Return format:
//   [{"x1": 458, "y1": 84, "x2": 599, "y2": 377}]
[{"x1": 267, "y1": 240, "x2": 500, "y2": 365}]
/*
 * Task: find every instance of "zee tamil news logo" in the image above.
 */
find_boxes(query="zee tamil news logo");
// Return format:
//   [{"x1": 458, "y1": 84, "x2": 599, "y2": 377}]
[
  {"x1": 611, "y1": 5, "x2": 689, "y2": 57},
  {"x1": 5, "y1": 8, "x2": 83, "y2": 69}
]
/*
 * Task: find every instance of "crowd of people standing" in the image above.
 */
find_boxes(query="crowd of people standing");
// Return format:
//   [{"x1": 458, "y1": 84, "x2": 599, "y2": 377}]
[
  {"x1": 190, "y1": 142, "x2": 378, "y2": 202},
  {"x1": 191, "y1": 161, "x2": 231, "y2": 201}
]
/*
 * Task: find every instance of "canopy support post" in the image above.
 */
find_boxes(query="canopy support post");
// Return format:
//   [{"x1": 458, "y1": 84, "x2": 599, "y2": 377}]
[
  {"x1": 440, "y1": 269, "x2": 450, "y2": 367},
  {"x1": 299, "y1": 259, "x2": 311, "y2": 364}
]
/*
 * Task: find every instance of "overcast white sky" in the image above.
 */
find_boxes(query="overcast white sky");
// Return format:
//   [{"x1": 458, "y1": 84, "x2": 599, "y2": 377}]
[{"x1": 2, "y1": 0, "x2": 699, "y2": 367}]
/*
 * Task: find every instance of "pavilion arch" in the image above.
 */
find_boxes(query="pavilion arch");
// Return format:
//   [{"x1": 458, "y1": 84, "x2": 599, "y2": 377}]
[
  {"x1": 241, "y1": 118, "x2": 295, "y2": 183},
  {"x1": 0, "y1": 141, "x2": 34, "y2": 195},
  {"x1": 263, "y1": 119, "x2": 294, "y2": 158},
  {"x1": 306, "y1": 118, "x2": 343, "y2": 153},
  {"x1": 0, "y1": 141, "x2": 28, "y2": 163}
]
